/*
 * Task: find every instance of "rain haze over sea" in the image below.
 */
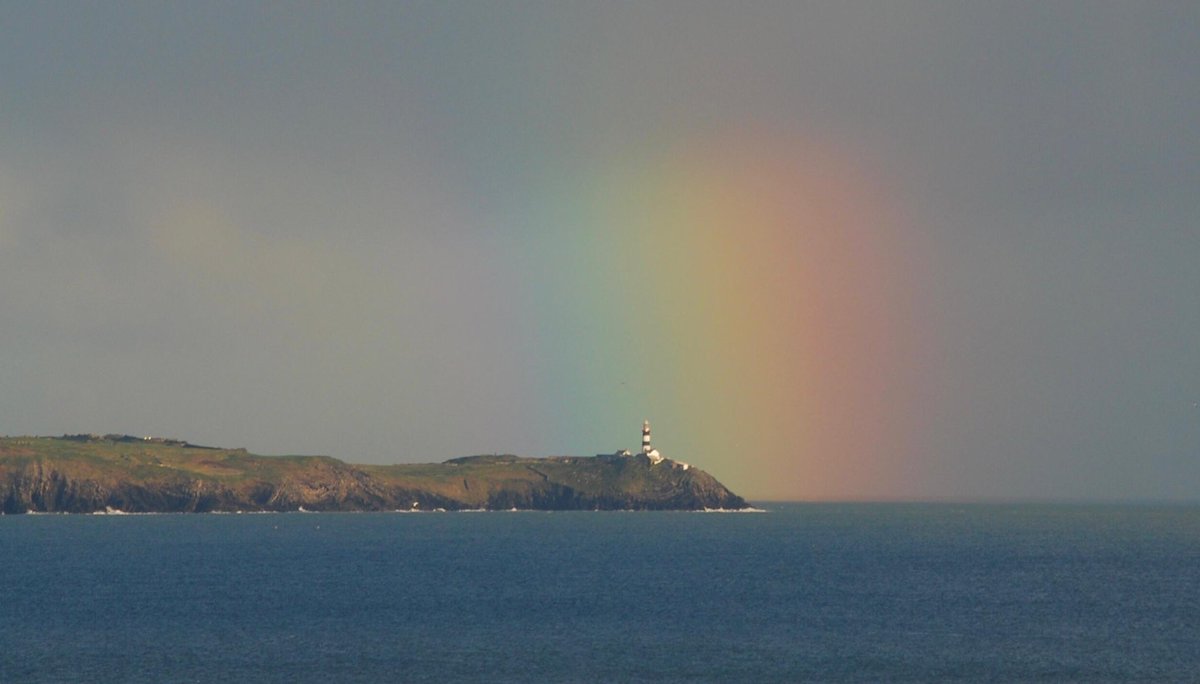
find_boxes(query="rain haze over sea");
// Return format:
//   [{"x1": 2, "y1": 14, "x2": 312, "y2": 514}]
[{"x1": 2, "y1": 3, "x2": 1198, "y2": 502}]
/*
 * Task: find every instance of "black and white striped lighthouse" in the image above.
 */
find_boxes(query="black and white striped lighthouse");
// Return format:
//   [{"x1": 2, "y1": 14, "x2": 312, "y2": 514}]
[{"x1": 640, "y1": 420, "x2": 663, "y2": 463}]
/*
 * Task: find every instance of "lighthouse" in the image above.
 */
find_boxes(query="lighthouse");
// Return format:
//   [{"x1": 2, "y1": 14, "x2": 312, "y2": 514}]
[{"x1": 641, "y1": 420, "x2": 663, "y2": 464}]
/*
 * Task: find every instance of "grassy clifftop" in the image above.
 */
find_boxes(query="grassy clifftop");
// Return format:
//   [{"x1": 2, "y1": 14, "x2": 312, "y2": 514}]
[{"x1": 0, "y1": 435, "x2": 748, "y2": 513}]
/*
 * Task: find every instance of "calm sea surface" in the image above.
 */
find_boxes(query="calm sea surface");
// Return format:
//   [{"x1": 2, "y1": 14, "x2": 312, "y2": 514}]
[{"x1": 2, "y1": 504, "x2": 1198, "y2": 682}]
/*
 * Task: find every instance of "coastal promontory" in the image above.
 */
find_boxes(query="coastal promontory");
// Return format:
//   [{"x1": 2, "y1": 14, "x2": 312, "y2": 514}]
[{"x1": 0, "y1": 434, "x2": 749, "y2": 514}]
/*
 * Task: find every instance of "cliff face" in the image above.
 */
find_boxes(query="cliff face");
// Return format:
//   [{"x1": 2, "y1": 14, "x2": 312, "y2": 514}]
[{"x1": 0, "y1": 437, "x2": 748, "y2": 513}]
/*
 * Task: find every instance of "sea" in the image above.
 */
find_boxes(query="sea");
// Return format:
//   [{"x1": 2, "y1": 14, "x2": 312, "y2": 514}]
[{"x1": 2, "y1": 503, "x2": 1198, "y2": 683}]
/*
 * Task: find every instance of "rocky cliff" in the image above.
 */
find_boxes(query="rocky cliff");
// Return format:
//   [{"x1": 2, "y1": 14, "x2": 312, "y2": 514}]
[{"x1": 0, "y1": 436, "x2": 749, "y2": 513}]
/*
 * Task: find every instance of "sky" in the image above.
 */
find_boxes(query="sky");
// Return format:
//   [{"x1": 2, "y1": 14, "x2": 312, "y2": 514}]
[{"x1": 1, "y1": 2, "x2": 1197, "y2": 501}]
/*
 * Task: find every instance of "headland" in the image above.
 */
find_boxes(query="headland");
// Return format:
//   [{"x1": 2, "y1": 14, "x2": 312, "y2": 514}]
[{"x1": 0, "y1": 433, "x2": 749, "y2": 514}]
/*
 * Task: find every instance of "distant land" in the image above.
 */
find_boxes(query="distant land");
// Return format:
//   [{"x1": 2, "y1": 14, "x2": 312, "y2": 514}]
[{"x1": 0, "y1": 434, "x2": 749, "y2": 514}]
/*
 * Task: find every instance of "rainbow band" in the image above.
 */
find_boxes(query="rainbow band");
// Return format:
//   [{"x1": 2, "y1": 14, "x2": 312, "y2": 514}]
[{"x1": 518, "y1": 131, "x2": 925, "y2": 499}]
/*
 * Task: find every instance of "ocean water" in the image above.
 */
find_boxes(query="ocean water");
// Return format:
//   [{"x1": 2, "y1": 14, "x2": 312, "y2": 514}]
[{"x1": 2, "y1": 504, "x2": 1198, "y2": 682}]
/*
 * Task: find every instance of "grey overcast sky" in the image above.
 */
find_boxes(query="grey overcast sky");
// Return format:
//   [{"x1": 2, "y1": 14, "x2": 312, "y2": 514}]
[{"x1": 1, "y1": 3, "x2": 1197, "y2": 500}]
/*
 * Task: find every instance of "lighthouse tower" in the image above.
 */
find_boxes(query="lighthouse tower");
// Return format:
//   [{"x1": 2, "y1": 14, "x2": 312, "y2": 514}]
[{"x1": 641, "y1": 420, "x2": 663, "y2": 463}]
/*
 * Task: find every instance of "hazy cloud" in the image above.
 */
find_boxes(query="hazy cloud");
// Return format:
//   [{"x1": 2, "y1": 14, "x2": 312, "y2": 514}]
[{"x1": 2, "y1": 2, "x2": 1197, "y2": 499}]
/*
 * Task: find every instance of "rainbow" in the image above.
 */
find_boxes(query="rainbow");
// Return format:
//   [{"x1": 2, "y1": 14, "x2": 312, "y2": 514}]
[{"x1": 510, "y1": 130, "x2": 928, "y2": 500}]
